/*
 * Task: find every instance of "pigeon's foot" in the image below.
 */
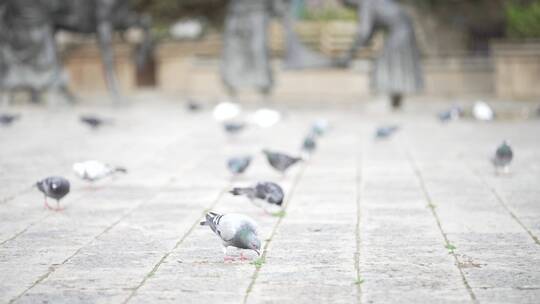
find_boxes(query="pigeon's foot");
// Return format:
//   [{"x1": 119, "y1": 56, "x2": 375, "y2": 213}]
[
  {"x1": 223, "y1": 256, "x2": 236, "y2": 263},
  {"x1": 239, "y1": 253, "x2": 249, "y2": 261},
  {"x1": 44, "y1": 201, "x2": 53, "y2": 210}
]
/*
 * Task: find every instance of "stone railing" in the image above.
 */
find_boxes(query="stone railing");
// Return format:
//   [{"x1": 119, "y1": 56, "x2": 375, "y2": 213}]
[{"x1": 492, "y1": 40, "x2": 540, "y2": 100}]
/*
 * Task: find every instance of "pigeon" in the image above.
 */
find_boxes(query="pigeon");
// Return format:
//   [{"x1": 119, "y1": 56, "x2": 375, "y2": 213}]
[
  {"x1": 248, "y1": 108, "x2": 281, "y2": 128},
  {"x1": 473, "y1": 101, "x2": 495, "y2": 121},
  {"x1": 230, "y1": 182, "x2": 284, "y2": 213},
  {"x1": 36, "y1": 176, "x2": 70, "y2": 211},
  {"x1": 311, "y1": 119, "x2": 329, "y2": 137},
  {"x1": 0, "y1": 114, "x2": 20, "y2": 127},
  {"x1": 262, "y1": 149, "x2": 302, "y2": 174},
  {"x1": 186, "y1": 99, "x2": 202, "y2": 112},
  {"x1": 223, "y1": 121, "x2": 246, "y2": 135},
  {"x1": 200, "y1": 212, "x2": 261, "y2": 261},
  {"x1": 73, "y1": 160, "x2": 127, "y2": 182},
  {"x1": 227, "y1": 156, "x2": 252, "y2": 175},
  {"x1": 213, "y1": 102, "x2": 241, "y2": 122},
  {"x1": 301, "y1": 135, "x2": 317, "y2": 155},
  {"x1": 492, "y1": 140, "x2": 513, "y2": 174},
  {"x1": 375, "y1": 125, "x2": 399, "y2": 139},
  {"x1": 80, "y1": 115, "x2": 111, "y2": 129},
  {"x1": 438, "y1": 106, "x2": 463, "y2": 123}
]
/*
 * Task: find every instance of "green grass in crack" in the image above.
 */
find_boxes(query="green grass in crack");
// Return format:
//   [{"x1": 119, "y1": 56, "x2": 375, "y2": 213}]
[
  {"x1": 271, "y1": 210, "x2": 286, "y2": 218},
  {"x1": 251, "y1": 257, "x2": 266, "y2": 269},
  {"x1": 445, "y1": 243, "x2": 457, "y2": 253}
]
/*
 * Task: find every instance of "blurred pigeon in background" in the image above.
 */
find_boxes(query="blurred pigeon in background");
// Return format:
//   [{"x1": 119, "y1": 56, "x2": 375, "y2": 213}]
[
  {"x1": 262, "y1": 149, "x2": 302, "y2": 174},
  {"x1": 230, "y1": 181, "x2": 284, "y2": 213},
  {"x1": 80, "y1": 115, "x2": 112, "y2": 129},
  {"x1": 227, "y1": 156, "x2": 252, "y2": 176},
  {"x1": 73, "y1": 160, "x2": 127, "y2": 183},
  {"x1": 492, "y1": 140, "x2": 513, "y2": 174},
  {"x1": 185, "y1": 98, "x2": 203, "y2": 112},
  {"x1": 223, "y1": 121, "x2": 246, "y2": 136},
  {"x1": 248, "y1": 108, "x2": 281, "y2": 128},
  {"x1": 213, "y1": 102, "x2": 241, "y2": 122},
  {"x1": 36, "y1": 176, "x2": 70, "y2": 211},
  {"x1": 301, "y1": 135, "x2": 317, "y2": 156},
  {"x1": 375, "y1": 125, "x2": 399, "y2": 139},
  {"x1": 311, "y1": 119, "x2": 329, "y2": 137},
  {"x1": 438, "y1": 105, "x2": 463, "y2": 123},
  {"x1": 200, "y1": 212, "x2": 261, "y2": 261},
  {"x1": 473, "y1": 101, "x2": 495, "y2": 121},
  {"x1": 0, "y1": 114, "x2": 20, "y2": 127}
]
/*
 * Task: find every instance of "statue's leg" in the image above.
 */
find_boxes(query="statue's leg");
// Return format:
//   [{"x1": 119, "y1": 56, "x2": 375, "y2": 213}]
[
  {"x1": 390, "y1": 93, "x2": 403, "y2": 110},
  {"x1": 97, "y1": 21, "x2": 123, "y2": 103}
]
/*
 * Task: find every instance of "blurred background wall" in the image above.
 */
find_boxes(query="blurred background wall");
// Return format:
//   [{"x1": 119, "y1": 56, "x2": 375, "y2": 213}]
[{"x1": 58, "y1": 0, "x2": 540, "y2": 101}]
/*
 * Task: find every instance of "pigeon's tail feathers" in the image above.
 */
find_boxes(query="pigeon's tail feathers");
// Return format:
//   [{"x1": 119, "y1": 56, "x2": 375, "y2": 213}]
[
  {"x1": 200, "y1": 220, "x2": 208, "y2": 226},
  {"x1": 35, "y1": 180, "x2": 44, "y2": 191},
  {"x1": 230, "y1": 187, "x2": 252, "y2": 196},
  {"x1": 204, "y1": 212, "x2": 222, "y2": 234},
  {"x1": 114, "y1": 166, "x2": 128, "y2": 173}
]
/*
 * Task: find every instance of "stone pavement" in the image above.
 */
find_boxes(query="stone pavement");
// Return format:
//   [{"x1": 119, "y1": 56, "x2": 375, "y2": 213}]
[{"x1": 0, "y1": 99, "x2": 539, "y2": 303}]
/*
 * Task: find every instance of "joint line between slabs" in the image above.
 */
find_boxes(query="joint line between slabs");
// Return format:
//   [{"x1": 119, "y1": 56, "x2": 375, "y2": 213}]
[
  {"x1": 122, "y1": 186, "x2": 231, "y2": 304},
  {"x1": 404, "y1": 148, "x2": 478, "y2": 304},
  {"x1": 242, "y1": 163, "x2": 308, "y2": 304},
  {"x1": 355, "y1": 135, "x2": 365, "y2": 303},
  {"x1": 465, "y1": 164, "x2": 540, "y2": 246},
  {"x1": 8, "y1": 190, "x2": 165, "y2": 304}
]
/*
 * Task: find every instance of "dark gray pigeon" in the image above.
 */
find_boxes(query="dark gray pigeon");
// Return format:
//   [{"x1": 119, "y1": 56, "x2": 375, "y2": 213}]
[
  {"x1": 262, "y1": 149, "x2": 302, "y2": 173},
  {"x1": 36, "y1": 176, "x2": 70, "y2": 211},
  {"x1": 0, "y1": 114, "x2": 20, "y2": 127},
  {"x1": 227, "y1": 156, "x2": 252, "y2": 175},
  {"x1": 186, "y1": 99, "x2": 202, "y2": 112},
  {"x1": 223, "y1": 121, "x2": 246, "y2": 135},
  {"x1": 493, "y1": 140, "x2": 513, "y2": 174},
  {"x1": 200, "y1": 212, "x2": 261, "y2": 261},
  {"x1": 375, "y1": 125, "x2": 399, "y2": 139},
  {"x1": 230, "y1": 181, "x2": 284, "y2": 213},
  {"x1": 301, "y1": 135, "x2": 317, "y2": 155},
  {"x1": 438, "y1": 106, "x2": 463, "y2": 123},
  {"x1": 80, "y1": 115, "x2": 111, "y2": 129}
]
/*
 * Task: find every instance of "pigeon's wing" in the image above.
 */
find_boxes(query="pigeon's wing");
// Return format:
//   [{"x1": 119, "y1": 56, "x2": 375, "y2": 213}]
[
  {"x1": 255, "y1": 182, "x2": 283, "y2": 205},
  {"x1": 218, "y1": 214, "x2": 258, "y2": 241}
]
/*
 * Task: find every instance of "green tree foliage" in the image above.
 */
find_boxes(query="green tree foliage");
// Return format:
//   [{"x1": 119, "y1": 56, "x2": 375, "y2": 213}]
[{"x1": 506, "y1": 0, "x2": 540, "y2": 38}]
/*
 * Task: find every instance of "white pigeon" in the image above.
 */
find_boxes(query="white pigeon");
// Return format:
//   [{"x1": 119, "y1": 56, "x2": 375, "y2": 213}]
[
  {"x1": 473, "y1": 101, "x2": 495, "y2": 121},
  {"x1": 73, "y1": 160, "x2": 127, "y2": 182},
  {"x1": 248, "y1": 108, "x2": 281, "y2": 128},
  {"x1": 213, "y1": 102, "x2": 242, "y2": 122}
]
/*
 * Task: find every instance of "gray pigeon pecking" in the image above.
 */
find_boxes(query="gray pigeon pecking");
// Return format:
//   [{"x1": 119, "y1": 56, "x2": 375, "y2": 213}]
[
  {"x1": 0, "y1": 114, "x2": 20, "y2": 127},
  {"x1": 438, "y1": 106, "x2": 463, "y2": 123},
  {"x1": 227, "y1": 156, "x2": 252, "y2": 175},
  {"x1": 200, "y1": 212, "x2": 261, "y2": 261},
  {"x1": 311, "y1": 119, "x2": 329, "y2": 137},
  {"x1": 492, "y1": 140, "x2": 513, "y2": 174},
  {"x1": 223, "y1": 121, "x2": 246, "y2": 135},
  {"x1": 36, "y1": 176, "x2": 70, "y2": 211},
  {"x1": 80, "y1": 115, "x2": 112, "y2": 129},
  {"x1": 230, "y1": 181, "x2": 284, "y2": 213},
  {"x1": 375, "y1": 125, "x2": 399, "y2": 139},
  {"x1": 301, "y1": 135, "x2": 317, "y2": 155},
  {"x1": 262, "y1": 149, "x2": 302, "y2": 173}
]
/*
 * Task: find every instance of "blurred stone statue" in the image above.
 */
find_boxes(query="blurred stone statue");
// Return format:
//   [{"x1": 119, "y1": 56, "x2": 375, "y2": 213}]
[
  {"x1": 0, "y1": 0, "x2": 152, "y2": 104},
  {"x1": 221, "y1": 0, "x2": 273, "y2": 98},
  {"x1": 221, "y1": 0, "x2": 333, "y2": 100},
  {"x1": 339, "y1": 0, "x2": 423, "y2": 109},
  {"x1": 0, "y1": 0, "x2": 71, "y2": 104}
]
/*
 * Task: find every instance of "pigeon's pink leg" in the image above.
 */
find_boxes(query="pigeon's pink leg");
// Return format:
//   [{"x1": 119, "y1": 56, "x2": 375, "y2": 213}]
[
  {"x1": 224, "y1": 255, "x2": 235, "y2": 262},
  {"x1": 52, "y1": 201, "x2": 64, "y2": 212},
  {"x1": 43, "y1": 197, "x2": 53, "y2": 210},
  {"x1": 239, "y1": 252, "x2": 249, "y2": 261}
]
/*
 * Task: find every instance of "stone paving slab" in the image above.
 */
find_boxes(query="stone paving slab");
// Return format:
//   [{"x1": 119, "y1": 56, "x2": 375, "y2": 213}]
[{"x1": 0, "y1": 100, "x2": 539, "y2": 303}]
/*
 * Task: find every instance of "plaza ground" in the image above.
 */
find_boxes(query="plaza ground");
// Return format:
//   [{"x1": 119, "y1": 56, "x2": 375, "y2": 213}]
[{"x1": 0, "y1": 95, "x2": 539, "y2": 303}]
